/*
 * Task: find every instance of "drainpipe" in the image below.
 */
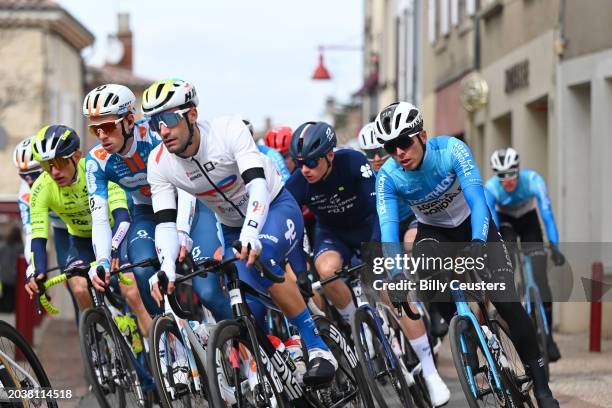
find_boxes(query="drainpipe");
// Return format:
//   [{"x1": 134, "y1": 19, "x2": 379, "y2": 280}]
[{"x1": 474, "y1": 0, "x2": 481, "y2": 71}]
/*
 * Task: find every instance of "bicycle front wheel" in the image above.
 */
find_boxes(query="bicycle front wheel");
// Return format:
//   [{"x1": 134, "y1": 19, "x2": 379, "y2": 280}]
[
  {"x1": 206, "y1": 319, "x2": 289, "y2": 408},
  {"x1": 352, "y1": 307, "x2": 414, "y2": 408},
  {"x1": 79, "y1": 308, "x2": 150, "y2": 408},
  {"x1": 449, "y1": 315, "x2": 523, "y2": 408},
  {"x1": 0, "y1": 320, "x2": 58, "y2": 407},
  {"x1": 150, "y1": 315, "x2": 210, "y2": 407}
]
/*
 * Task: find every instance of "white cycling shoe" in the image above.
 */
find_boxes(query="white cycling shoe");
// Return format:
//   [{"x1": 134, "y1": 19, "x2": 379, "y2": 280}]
[{"x1": 424, "y1": 373, "x2": 451, "y2": 407}]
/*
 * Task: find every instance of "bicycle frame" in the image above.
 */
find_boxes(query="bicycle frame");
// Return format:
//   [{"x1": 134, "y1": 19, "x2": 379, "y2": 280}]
[
  {"x1": 0, "y1": 349, "x2": 41, "y2": 387},
  {"x1": 521, "y1": 255, "x2": 550, "y2": 337},
  {"x1": 158, "y1": 293, "x2": 206, "y2": 395},
  {"x1": 452, "y1": 288, "x2": 504, "y2": 397}
]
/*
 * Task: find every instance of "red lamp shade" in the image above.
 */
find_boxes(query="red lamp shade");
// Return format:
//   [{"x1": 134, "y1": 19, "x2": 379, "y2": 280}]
[{"x1": 312, "y1": 53, "x2": 331, "y2": 80}]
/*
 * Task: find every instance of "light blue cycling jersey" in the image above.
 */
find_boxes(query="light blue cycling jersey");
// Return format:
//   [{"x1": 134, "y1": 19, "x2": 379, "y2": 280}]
[
  {"x1": 485, "y1": 169, "x2": 559, "y2": 246},
  {"x1": 368, "y1": 158, "x2": 415, "y2": 225},
  {"x1": 86, "y1": 119, "x2": 158, "y2": 206},
  {"x1": 377, "y1": 136, "x2": 490, "y2": 243},
  {"x1": 257, "y1": 144, "x2": 291, "y2": 182}
]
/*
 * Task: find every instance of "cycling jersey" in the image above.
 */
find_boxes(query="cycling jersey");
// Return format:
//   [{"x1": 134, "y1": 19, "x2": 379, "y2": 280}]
[
  {"x1": 286, "y1": 149, "x2": 378, "y2": 230},
  {"x1": 85, "y1": 118, "x2": 196, "y2": 263},
  {"x1": 29, "y1": 158, "x2": 128, "y2": 275},
  {"x1": 377, "y1": 136, "x2": 489, "y2": 243},
  {"x1": 258, "y1": 144, "x2": 291, "y2": 182},
  {"x1": 485, "y1": 169, "x2": 559, "y2": 246},
  {"x1": 148, "y1": 116, "x2": 284, "y2": 277},
  {"x1": 17, "y1": 180, "x2": 66, "y2": 265}
]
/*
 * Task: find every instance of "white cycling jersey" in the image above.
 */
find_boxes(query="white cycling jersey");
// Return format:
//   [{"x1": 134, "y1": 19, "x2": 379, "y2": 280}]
[
  {"x1": 147, "y1": 116, "x2": 284, "y2": 279},
  {"x1": 147, "y1": 117, "x2": 284, "y2": 226}
]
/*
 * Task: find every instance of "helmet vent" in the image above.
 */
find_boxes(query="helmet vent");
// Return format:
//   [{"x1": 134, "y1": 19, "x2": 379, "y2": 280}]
[
  {"x1": 394, "y1": 114, "x2": 402, "y2": 131},
  {"x1": 103, "y1": 93, "x2": 114, "y2": 107},
  {"x1": 92, "y1": 93, "x2": 101, "y2": 108},
  {"x1": 155, "y1": 83, "x2": 164, "y2": 98},
  {"x1": 406, "y1": 109, "x2": 419, "y2": 123},
  {"x1": 375, "y1": 121, "x2": 383, "y2": 135}
]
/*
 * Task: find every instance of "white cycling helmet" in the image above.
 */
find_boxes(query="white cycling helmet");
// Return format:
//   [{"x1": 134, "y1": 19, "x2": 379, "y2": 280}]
[
  {"x1": 358, "y1": 122, "x2": 383, "y2": 150},
  {"x1": 374, "y1": 101, "x2": 423, "y2": 144},
  {"x1": 13, "y1": 136, "x2": 40, "y2": 172},
  {"x1": 83, "y1": 84, "x2": 136, "y2": 118},
  {"x1": 490, "y1": 148, "x2": 520, "y2": 173},
  {"x1": 141, "y1": 79, "x2": 199, "y2": 117}
]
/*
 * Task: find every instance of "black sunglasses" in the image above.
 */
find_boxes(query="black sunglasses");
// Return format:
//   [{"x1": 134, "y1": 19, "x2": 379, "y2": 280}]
[
  {"x1": 364, "y1": 147, "x2": 389, "y2": 160},
  {"x1": 383, "y1": 132, "x2": 419, "y2": 155},
  {"x1": 293, "y1": 157, "x2": 320, "y2": 169}
]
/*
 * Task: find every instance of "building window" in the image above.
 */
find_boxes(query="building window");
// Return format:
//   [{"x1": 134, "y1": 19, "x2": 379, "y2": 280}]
[
  {"x1": 466, "y1": 0, "x2": 476, "y2": 16},
  {"x1": 440, "y1": 0, "x2": 450, "y2": 36},
  {"x1": 428, "y1": 0, "x2": 438, "y2": 44}
]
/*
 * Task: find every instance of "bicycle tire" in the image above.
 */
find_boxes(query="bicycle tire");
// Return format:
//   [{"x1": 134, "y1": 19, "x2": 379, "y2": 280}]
[
  {"x1": 489, "y1": 320, "x2": 536, "y2": 408},
  {"x1": 529, "y1": 288, "x2": 549, "y2": 380},
  {"x1": 149, "y1": 315, "x2": 209, "y2": 408},
  {"x1": 79, "y1": 308, "x2": 151, "y2": 408},
  {"x1": 206, "y1": 319, "x2": 289, "y2": 408},
  {"x1": 449, "y1": 315, "x2": 523, "y2": 408},
  {"x1": 352, "y1": 307, "x2": 415, "y2": 408},
  {"x1": 377, "y1": 306, "x2": 432, "y2": 408},
  {"x1": 0, "y1": 320, "x2": 58, "y2": 407},
  {"x1": 313, "y1": 315, "x2": 375, "y2": 408}
]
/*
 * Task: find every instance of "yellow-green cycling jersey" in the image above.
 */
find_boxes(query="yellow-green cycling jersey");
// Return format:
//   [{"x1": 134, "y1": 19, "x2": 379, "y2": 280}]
[{"x1": 30, "y1": 158, "x2": 128, "y2": 239}]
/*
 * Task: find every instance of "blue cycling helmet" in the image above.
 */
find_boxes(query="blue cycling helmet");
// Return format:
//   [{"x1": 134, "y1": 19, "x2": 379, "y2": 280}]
[
  {"x1": 32, "y1": 124, "x2": 80, "y2": 162},
  {"x1": 289, "y1": 121, "x2": 336, "y2": 160}
]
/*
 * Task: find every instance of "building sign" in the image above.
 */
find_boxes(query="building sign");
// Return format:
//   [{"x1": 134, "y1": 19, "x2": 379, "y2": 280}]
[{"x1": 505, "y1": 60, "x2": 529, "y2": 94}]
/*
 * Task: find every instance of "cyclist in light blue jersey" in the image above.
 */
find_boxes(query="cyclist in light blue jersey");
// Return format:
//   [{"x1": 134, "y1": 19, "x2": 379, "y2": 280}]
[
  {"x1": 375, "y1": 101, "x2": 559, "y2": 408},
  {"x1": 242, "y1": 119, "x2": 292, "y2": 182},
  {"x1": 83, "y1": 84, "x2": 231, "y2": 336},
  {"x1": 485, "y1": 147, "x2": 564, "y2": 362}
]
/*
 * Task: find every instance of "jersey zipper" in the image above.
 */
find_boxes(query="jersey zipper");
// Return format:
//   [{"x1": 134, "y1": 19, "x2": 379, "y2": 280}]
[{"x1": 190, "y1": 158, "x2": 245, "y2": 218}]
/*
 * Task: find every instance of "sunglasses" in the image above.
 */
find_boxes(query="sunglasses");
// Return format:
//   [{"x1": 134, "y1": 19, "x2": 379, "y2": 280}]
[
  {"x1": 19, "y1": 170, "x2": 42, "y2": 184},
  {"x1": 88, "y1": 117, "x2": 124, "y2": 137},
  {"x1": 364, "y1": 147, "x2": 389, "y2": 161},
  {"x1": 40, "y1": 156, "x2": 73, "y2": 172},
  {"x1": 383, "y1": 132, "x2": 420, "y2": 155},
  {"x1": 149, "y1": 108, "x2": 191, "y2": 133},
  {"x1": 293, "y1": 157, "x2": 321, "y2": 169},
  {"x1": 497, "y1": 169, "x2": 519, "y2": 180}
]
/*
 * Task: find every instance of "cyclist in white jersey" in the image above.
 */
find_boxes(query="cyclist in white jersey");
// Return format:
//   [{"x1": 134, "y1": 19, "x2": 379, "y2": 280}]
[{"x1": 143, "y1": 79, "x2": 337, "y2": 386}]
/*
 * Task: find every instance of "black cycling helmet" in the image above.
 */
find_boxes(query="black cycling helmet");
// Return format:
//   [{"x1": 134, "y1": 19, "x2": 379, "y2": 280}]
[
  {"x1": 31, "y1": 124, "x2": 80, "y2": 162},
  {"x1": 289, "y1": 121, "x2": 336, "y2": 160}
]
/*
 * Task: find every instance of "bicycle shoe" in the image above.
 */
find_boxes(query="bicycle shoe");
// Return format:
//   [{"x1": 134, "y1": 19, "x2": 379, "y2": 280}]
[
  {"x1": 536, "y1": 395, "x2": 560, "y2": 408},
  {"x1": 424, "y1": 373, "x2": 451, "y2": 407},
  {"x1": 547, "y1": 337, "x2": 561, "y2": 362},
  {"x1": 303, "y1": 348, "x2": 338, "y2": 387}
]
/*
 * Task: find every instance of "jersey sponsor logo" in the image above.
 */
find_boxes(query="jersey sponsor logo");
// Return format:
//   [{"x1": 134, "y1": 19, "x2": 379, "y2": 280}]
[
  {"x1": 453, "y1": 142, "x2": 476, "y2": 177},
  {"x1": 251, "y1": 200, "x2": 265, "y2": 213},
  {"x1": 284, "y1": 219, "x2": 296, "y2": 244},
  {"x1": 360, "y1": 163, "x2": 373, "y2": 178},
  {"x1": 377, "y1": 174, "x2": 387, "y2": 215},
  {"x1": 139, "y1": 125, "x2": 147, "y2": 139},
  {"x1": 416, "y1": 190, "x2": 461, "y2": 215},
  {"x1": 259, "y1": 233, "x2": 279, "y2": 244},
  {"x1": 204, "y1": 161, "x2": 215, "y2": 171},
  {"x1": 85, "y1": 160, "x2": 99, "y2": 193},
  {"x1": 71, "y1": 218, "x2": 89, "y2": 226},
  {"x1": 195, "y1": 174, "x2": 239, "y2": 197},
  {"x1": 247, "y1": 220, "x2": 258, "y2": 228},
  {"x1": 410, "y1": 174, "x2": 456, "y2": 205},
  {"x1": 93, "y1": 147, "x2": 109, "y2": 161},
  {"x1": 139, "y1": 185, "x2": 151, "y2": 197},
  {"x1": 21, "y1": 193, "x2": 30, "y2": 204}
]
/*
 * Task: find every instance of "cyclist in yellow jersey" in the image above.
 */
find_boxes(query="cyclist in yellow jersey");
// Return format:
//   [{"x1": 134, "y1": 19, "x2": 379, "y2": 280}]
[{"x1": 24, "y1": 125, "x2": 133, "y2": 314}]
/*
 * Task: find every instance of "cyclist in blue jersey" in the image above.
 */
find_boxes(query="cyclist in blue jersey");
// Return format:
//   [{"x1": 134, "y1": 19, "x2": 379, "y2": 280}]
[
  {"x1": 375, "y1": 101, "x2": 559, "y2": 408},
  {"x1": 83, "y1": 84, "x2": 231, "y2": 335},
  {"x1": 242, "y1": 119, "x2": 291, "y2": 181},
  {"x1": 486, "y1": 147, "x2": 564, "y2": 361}
]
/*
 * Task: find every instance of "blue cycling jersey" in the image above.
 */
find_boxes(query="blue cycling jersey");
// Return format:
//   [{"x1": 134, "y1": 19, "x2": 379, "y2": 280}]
[
  {"x1": 86, "y1": 119, "x2": 159, "y2": 206},
  {"x1": 377, "y1": 136, "x2": 489, "y2": 243},
  {"x1": 485, "y1": 169, "x2": 559, "y2": 246},
  {"x1": 286, "y1": 149, "x2": 378, "y2": 232},
  {"x1": 258, "y1": 144, "x2": 291, "y2": 182}
]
